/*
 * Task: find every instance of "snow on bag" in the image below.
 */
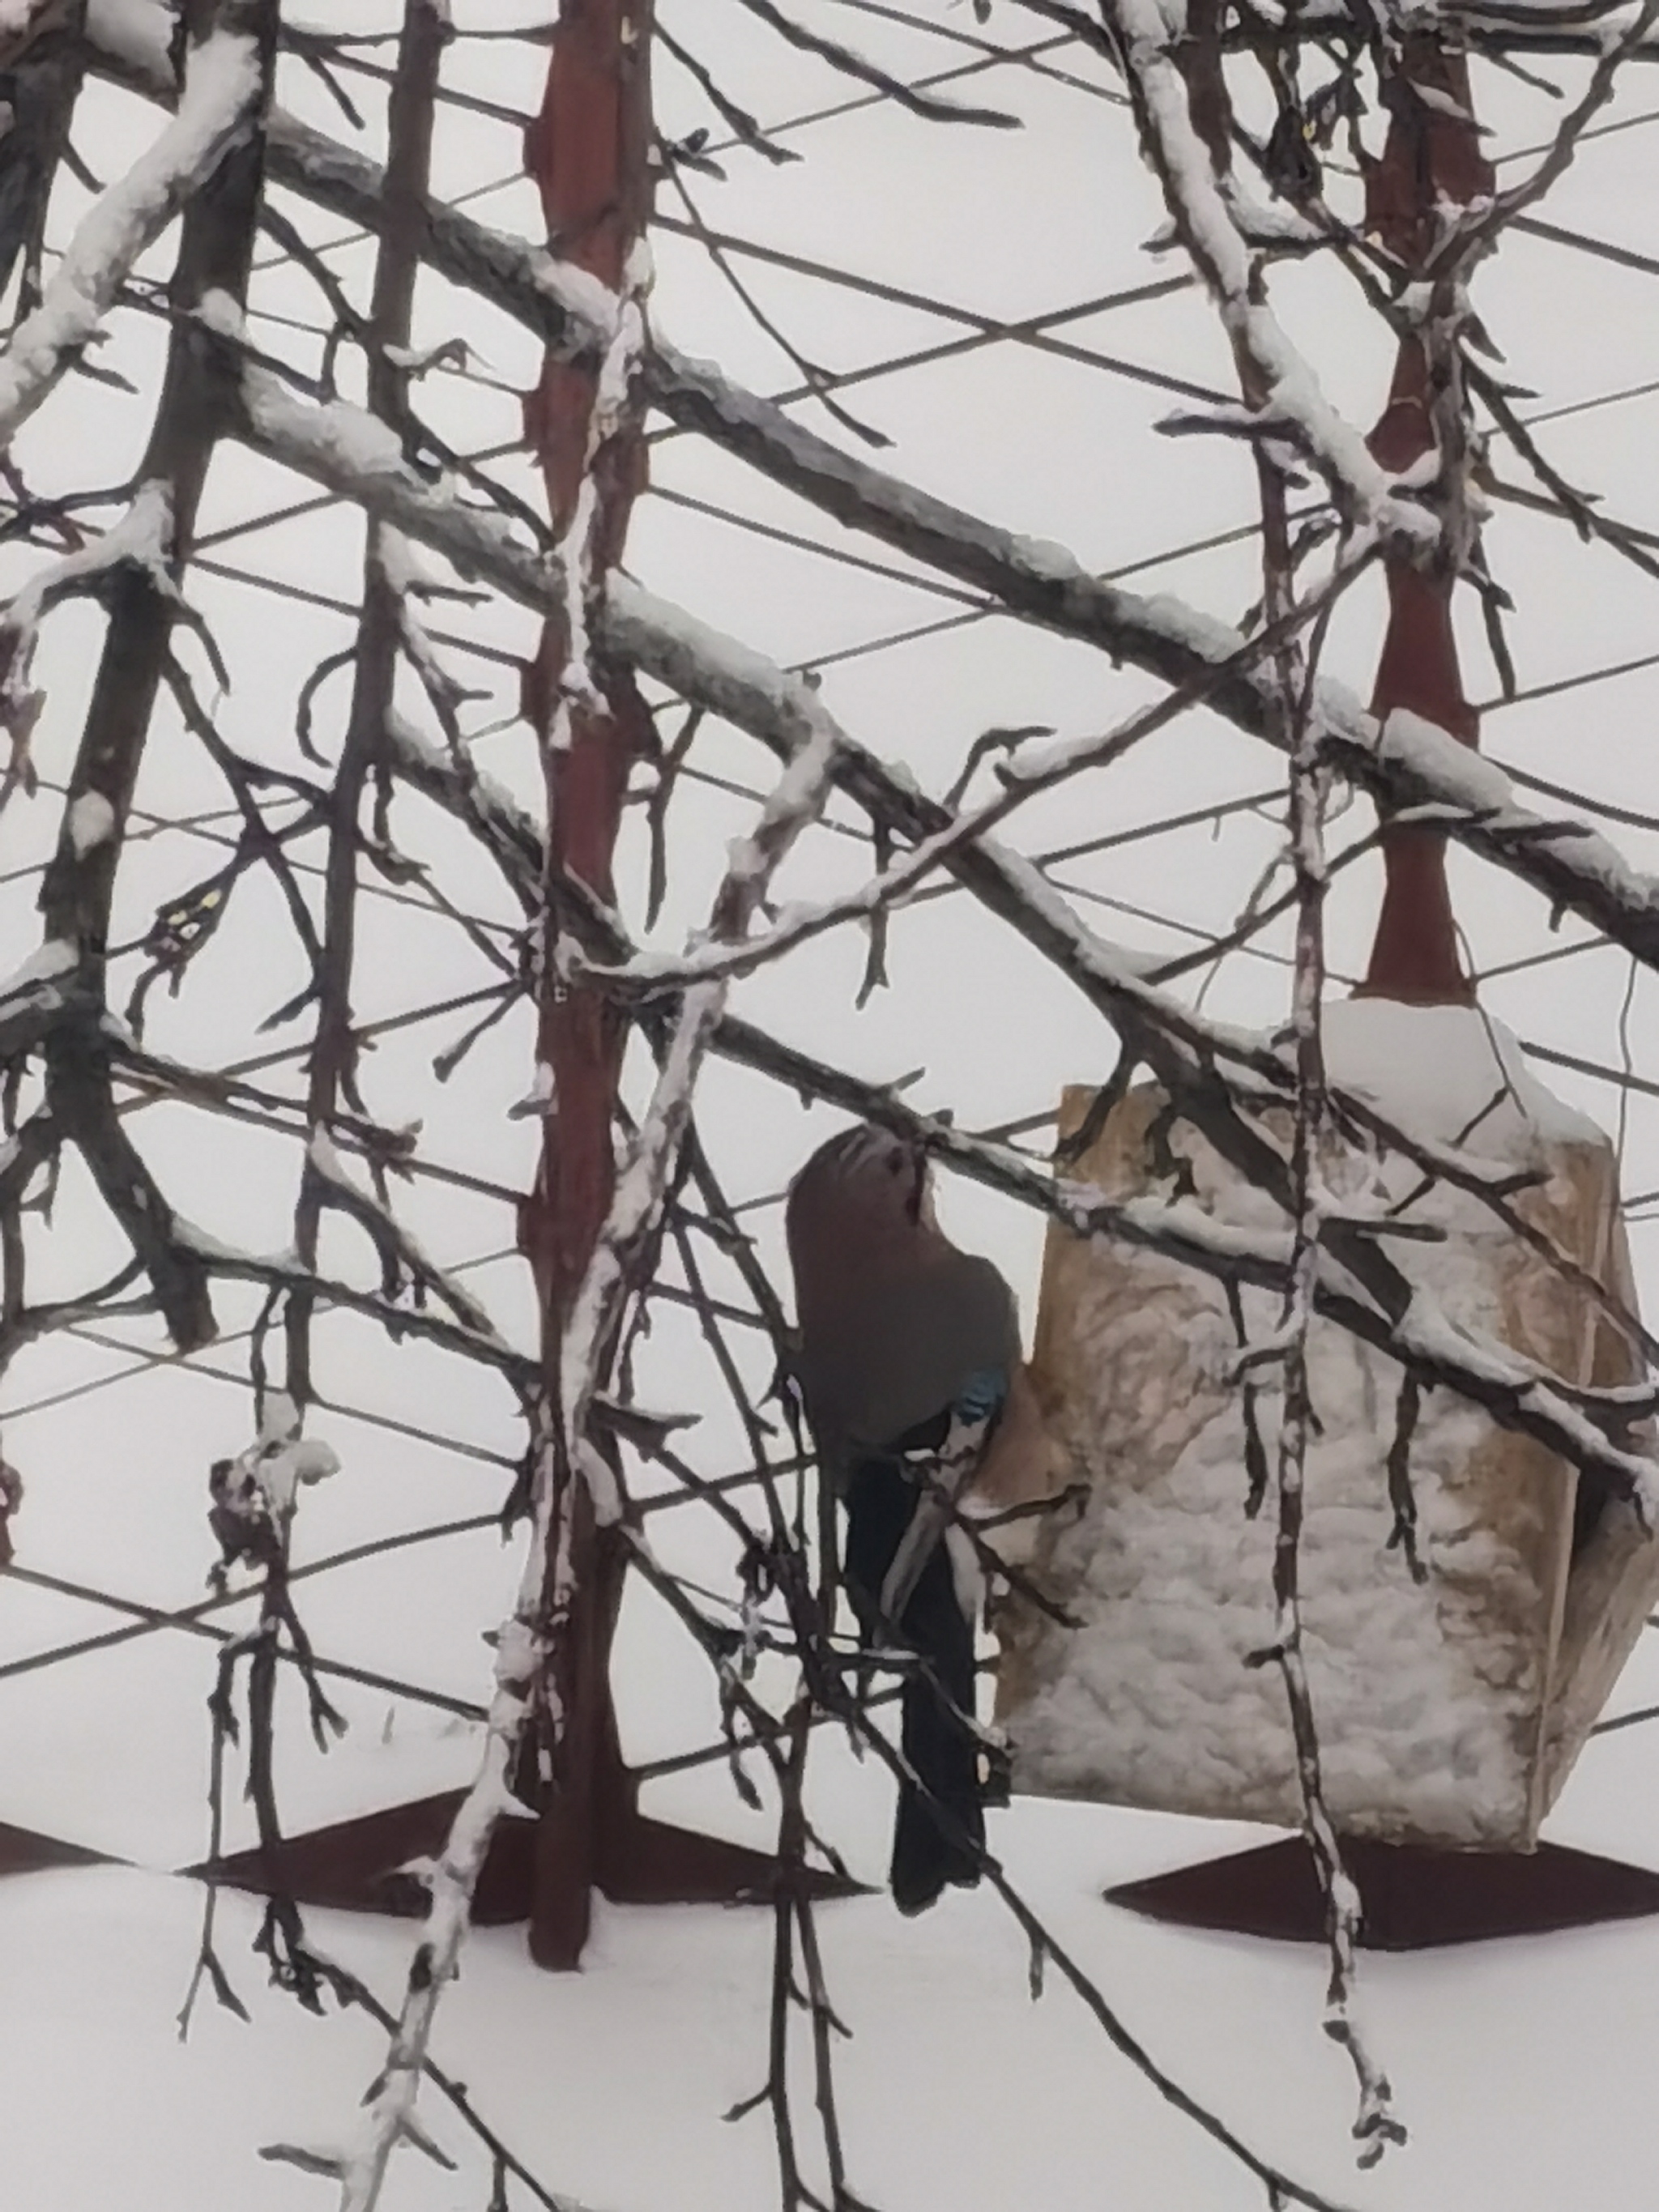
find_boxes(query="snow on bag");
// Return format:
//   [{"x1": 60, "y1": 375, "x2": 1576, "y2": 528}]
[{"x1": 996, "y1": 1000, "x2": 1659, "y2": 1849}]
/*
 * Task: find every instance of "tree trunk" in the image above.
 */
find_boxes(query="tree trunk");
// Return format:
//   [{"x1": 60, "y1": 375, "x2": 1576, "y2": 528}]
[{"x1": 1358, "y1": 44, "x2": 1493, "y2": 1007}]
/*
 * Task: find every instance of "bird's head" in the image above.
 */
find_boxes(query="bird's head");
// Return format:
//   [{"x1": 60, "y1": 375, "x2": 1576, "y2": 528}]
[{"x1": 785, "y1": 1123, "x2": 936, "y2": 1281}]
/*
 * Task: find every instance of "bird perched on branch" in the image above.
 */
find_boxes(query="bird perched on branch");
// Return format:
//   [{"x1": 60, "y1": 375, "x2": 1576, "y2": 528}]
[{"x1": 786, "y1": 1123, "x2": 1048, "y2": 1913}]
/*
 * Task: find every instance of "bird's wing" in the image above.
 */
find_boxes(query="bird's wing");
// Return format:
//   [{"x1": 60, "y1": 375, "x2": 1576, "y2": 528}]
[{"x1": 804, "y1": 1253, "x2": 1017, "y2": 1455}]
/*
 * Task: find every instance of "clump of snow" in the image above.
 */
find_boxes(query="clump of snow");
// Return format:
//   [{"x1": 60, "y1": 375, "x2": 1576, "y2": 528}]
[
  {"x1": 1378, "y1": 708, "x2": 1521, "y2": 816},
  {"x1": 66, "y1": 790, "x2": 117, "y2": 856},
  {"x1": 305, "y1": 1127, "x2": 349, "y2": 1183},
  {"x1": 1010, "y1": 534, "x2": 1086, "y2": 584},
  {"x1": 0, "y1": 937, "x2": 79, "y2": 1027},
  {"x1": 0, "y1": 479, "x2": 172, "y2": 658},
  {"x1": 170, "y1": 1213, "x2": 269, "y2": 1265},
  {"x1": 1321, "y1": 998, "x2": 1603, "y2": 1157},
  {"x1": 83, "y1": 0, "x2": 173, "y2": 79},
  {"x1": 215, "y1": 1391, "x2": 341, "y2": 1535},
  {"x1": 0, "y1": 937, "x2": 75, "y2": 997}
]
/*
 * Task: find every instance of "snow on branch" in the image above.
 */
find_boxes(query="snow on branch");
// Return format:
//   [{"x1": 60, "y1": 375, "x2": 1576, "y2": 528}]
[
  {"x1": 557, "y1": 720, "x2": 845, "y2": 1525},
  {"x1": 220, "y1": 321, "x2": 555, "y2": 604},
  {"x1": 1251, "y1": 479, "x2": 1400, "y2": 2154},
  {"x1": 132, "y1": 53, "x2": 1659, "y2": 978},
  {"x1": 0, "y1": 934, "x2": 89, "y2": 1061},
  {"x1": 641, "y1": 347, "x2": 1659, "y2": 972},
  {"x1": 303, "y1": 1127, "x2": 507, "y2": 1346},
  {"x1": 177, "y1": 1228, "x2": 536, "y2": 1396},
  {"x1": 84, "y1": 11, "x2": 622, "y2": 369},
  {"x1": 205, "y1": 294, "x2": 1659, "y2": 1503},
  {"x1": 0, "y1": 480, "x2": 176, "y2": 790},
  {"x1": 0, "y1": 0, "x2": 268, "y2": 454},
  {"x1": 1430, "y1": 0, "x2": 1659, "y2": 274},
  {"x1": 309, "y1": 722, "x2": 845, "y2": 2212},
  {"x1": 303, "y1": 1560, "x2": 549, "y2": 2206},
  {"x1": 1103, "y1": 0, "x2": 1431, "y2": 548},
  {"x1": 582, "y1": 550, "x2": 1371, "y2": 1002},
  {"x1": 381, "y1": 713, "x2": 542, "y2": 914},
  {"x1": 1007, "y1": 0, "x2": 1659, "y2": 53},
  {"x1": 712, "y1": 1017, "x2": 1659, "y2": 1511}
]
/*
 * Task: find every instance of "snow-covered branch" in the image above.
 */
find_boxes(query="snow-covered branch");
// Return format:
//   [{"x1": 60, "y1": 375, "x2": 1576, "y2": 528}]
[
  {"x1": 1103, "y1": 0, "x2": 1434, "y2": 552},
  {"x1": 0, "y1": 482, "x2": 181, "y2": 793},
  {"x1": 303, "y1": 1129, "x2": 505, "y2": 1345},
  {"x1": 382, "y1": 713, "x2": 542, "y2": 914},
  {"x1": 0, "y1": 0, "x2": 268, "y2": 453},
  {"x1": 316, "y1": 1563, "x2": 548, "y2": 2206},
  {"x1": 310, "y1": 714, "x2": 845, "y2": 2212},
  {"x1": 86, "y1": 2, "x2": 622, "y2": 366},
  {"x1": 1450, "y1": 0, "x2": 1659, "y2": 257},
  {"x1": 583, "y1": 552, "x2": 1370, "y2": 1003},
  {"x1": 1253, "y1": 488, "x2": 1401, "y2": 2153},
  {"x1": 0, "y1": 935, "x2": 90, "y2": 1062},
  {"x1": 1005, "y1": 0, "x2": 1659, "y2": 56},
  {"x1": 284, "y1": 0, "x2": 454, "y2": 1424},
  {"x1": 557, "y1": 721, "x2": 845, "y2": 1525},
  {"x1": 710, "y1": 1016, "x2": 1659, "y2": 1510},
  {"x1": 130, "y1": 75, "x2": 1659, "y2": 982},
  {"x1": 224, "y1": 331, "x2": 554, "y2": 605}
]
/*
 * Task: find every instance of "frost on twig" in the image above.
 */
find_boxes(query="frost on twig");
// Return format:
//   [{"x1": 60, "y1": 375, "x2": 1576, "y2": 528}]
[
  {"x1": 208, "y1": 1387, "x2": 340, "y2": 1566},
  {"x1": 0, "y1": 479, "x2": 176, "y2": 812},
  {"x1": 311, "y1": 713, "x2": 842, "y2": 2212},
  {"x1": 1246, "y1": 471, "x2": 1402, "y2": 2159},
  {"x1": 0, "y1": 0, "x2": 269, "y2": 451},
  {"x1": 1104, "y1": 0, "x2": 1433, "y2": 554}
]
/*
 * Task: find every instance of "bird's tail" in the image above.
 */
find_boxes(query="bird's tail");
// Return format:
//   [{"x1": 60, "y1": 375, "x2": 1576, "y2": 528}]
[
  {"x1": 844, "y1": 1458, "x2": 985, "y2": 1916},
  {"x1": 890, "y1": 1594, "x2": 984, "y2": 1916}
]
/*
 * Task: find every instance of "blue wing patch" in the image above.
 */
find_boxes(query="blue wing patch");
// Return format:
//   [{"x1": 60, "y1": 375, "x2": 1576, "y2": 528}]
[{"x1": 953, "y1": 1367, "x2": 1009, "y2": 1426}]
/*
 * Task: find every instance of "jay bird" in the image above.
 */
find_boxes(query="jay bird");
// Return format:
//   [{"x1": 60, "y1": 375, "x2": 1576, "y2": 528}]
[{"x1": 786, "y1": 1123, "x2": 1047, "y2": 1913}]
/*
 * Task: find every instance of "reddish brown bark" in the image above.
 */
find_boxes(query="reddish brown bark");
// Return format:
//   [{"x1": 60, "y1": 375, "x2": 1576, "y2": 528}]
[
  {"x1": 1357, "y1": 49, "x2": 1493, "y2": 1007},
  {"x1": 518, "y1": 0, "x2": 840, "y2": 1971},
  {"x1": 196, "y1": 2, "x2": 851, "y2": 1962},
  {"x1": 517, "y1": 0, "x2": 653, "y2": 1975}
]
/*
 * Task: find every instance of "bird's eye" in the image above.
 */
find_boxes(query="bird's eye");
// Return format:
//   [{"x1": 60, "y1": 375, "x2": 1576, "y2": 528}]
[{"x1": 885, "y1": 1152, "x2": 906, "y2": 1174}]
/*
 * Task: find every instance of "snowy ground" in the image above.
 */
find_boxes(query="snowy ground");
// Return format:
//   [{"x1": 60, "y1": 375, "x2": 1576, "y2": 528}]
[{"x1": 10, "y1": 1732, "x2": 1659, "y2": 2212}]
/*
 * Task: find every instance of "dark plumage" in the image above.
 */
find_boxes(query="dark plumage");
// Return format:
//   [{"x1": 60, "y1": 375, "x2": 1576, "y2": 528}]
[{"x1": 787, "y1": 1124, "x2": 1021, "y2": 1913}]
